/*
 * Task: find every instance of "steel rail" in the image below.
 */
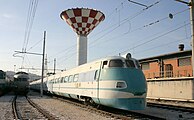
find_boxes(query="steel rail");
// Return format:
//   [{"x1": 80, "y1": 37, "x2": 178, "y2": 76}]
[
  {"x1": 147, "y1": 102, "x2": 194, "y2": 113},
  {"x1": 12, "y1": 95, "x2": 20, "y2": 120},
  {"x1": 26, "y1": 96, "x2": 58, "y2": 120}
]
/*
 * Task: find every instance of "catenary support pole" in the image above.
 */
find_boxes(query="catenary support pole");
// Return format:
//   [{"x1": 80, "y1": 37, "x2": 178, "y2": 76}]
[
  {"x1": 40, "y1": 31, "x2": 46, "y2": 97},
  {"x1": 190, "y1": 0, "x2": 194, "y2": 78}
]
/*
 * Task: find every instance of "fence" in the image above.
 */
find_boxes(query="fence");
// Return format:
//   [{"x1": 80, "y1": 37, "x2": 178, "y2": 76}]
[{"x1": 144, "y1": 69, "x2": 193, "y2": 79}]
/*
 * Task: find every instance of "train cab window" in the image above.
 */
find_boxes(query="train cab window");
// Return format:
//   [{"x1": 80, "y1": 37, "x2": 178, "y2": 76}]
[
  {"x1": 135, "y1": 60, "x2": 141, "y2": 68},
  {"x1": 68, "y1": 75, "x2": 73, "y2": 82},
  {"x1": 102, "y1": 61, "x2": 108, "y2": 69},
  {"x1": 109, "y1": 59, "x2": 124, "y2": 67},
  {"x1": 125, "y1": 60, "x2": 135, "y2": 68},
  {"x1": 73, "y1": 74, "x2": 79, "y2": 82}
]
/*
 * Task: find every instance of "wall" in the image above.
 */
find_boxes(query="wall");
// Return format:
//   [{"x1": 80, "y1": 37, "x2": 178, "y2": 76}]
[{"x1": 147, "y1": 77, "x2": 194, "y2": 100}]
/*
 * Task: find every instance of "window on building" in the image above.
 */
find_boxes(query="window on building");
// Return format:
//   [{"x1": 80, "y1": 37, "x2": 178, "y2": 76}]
[
  {"x1": 141, "y1": 63, "x2": 150, "y2": 70},
  {"x1": 178, "y1": 57, "x2": 191, "y2": 66}
]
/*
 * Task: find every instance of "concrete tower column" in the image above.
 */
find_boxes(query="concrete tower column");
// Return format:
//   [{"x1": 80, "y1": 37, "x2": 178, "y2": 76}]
[{"x1": 77, "y1": 35, "x2": 87, "y2": 65}]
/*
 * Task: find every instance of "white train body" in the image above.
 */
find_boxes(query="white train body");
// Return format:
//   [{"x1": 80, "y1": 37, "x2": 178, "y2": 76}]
[{"x1": 30, "y1": 55, "x2": 147, "y2": 110}]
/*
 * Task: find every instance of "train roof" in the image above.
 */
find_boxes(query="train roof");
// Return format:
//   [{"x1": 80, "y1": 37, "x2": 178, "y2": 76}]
[
  {"x1": 30, "y1": 55, "x2": 137, "y2": 83},
  {"x1": 14, "y1": 72, "x2": 29, "y2": 79},
  {"x1": 48, "y1": 55, "x2": 133, "y2": 77},
  {"x1": 0, "y1": 70, "x2": 5, "y2": 73},
  {"x1": 15, "y1": 72, "x2": 29, "y2": 75}
]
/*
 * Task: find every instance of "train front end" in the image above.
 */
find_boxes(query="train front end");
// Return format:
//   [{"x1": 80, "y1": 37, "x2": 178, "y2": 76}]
[
  {"x1": 97, "y1": 55, "x2": 147, "y2": 110},
  {"x1": 13, "y1": 72, "x2": 30, "y2": 95}
]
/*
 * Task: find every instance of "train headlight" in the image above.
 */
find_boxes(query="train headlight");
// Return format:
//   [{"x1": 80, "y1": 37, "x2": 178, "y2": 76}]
[{"x1": 116, "y1": 82, "x2": 127, "y2": 88}]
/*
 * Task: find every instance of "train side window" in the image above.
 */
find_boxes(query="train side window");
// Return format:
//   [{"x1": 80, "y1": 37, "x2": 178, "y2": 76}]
[
  {"x1": 58, "y1": 78, "x2": 61, "y2": 83},
  {"x1": 60, "y1": 77, "x2": 63, "y2": 83},
  {"x1": 73, "y1": 74, "x2": 79, "y2": 82},
  {"x1": 64, "y1": 76, "x2": 68, "y2": 83},
  {"x1": 109, "y1": 59, "x2": 124, "y2": 67},
  {"x1": 68, "y1": 75, "x2": 73, "y2": 82},
  {"x1": 62, "y1": 77, "x2": 65, "y2": 83},
  {"x1": 102, "y1": 61, "x2": 108, "y2": 69}
]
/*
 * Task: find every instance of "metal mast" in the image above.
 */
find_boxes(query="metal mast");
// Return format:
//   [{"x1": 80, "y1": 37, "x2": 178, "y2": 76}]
[{"x1": 40, "y1": 31, "x2": 46, "y2": 97}]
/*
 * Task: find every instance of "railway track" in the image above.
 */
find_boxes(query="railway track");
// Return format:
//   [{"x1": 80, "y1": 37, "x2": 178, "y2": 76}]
[
  {"x1": 52, "y1": 94, "x2": 194, "y2": 119},
  {"x1": 148, "y1": 102, "x2": 194, "y2": 113},
  {"x1": 52, "y1": 95, "x2": 164, "y2": 120},
  {"x1": 12, "y1": 95, "x2": 57, "y2": 120},
  {"x1": 132, "y1": 102, "x2": 194, "y2": 120}
]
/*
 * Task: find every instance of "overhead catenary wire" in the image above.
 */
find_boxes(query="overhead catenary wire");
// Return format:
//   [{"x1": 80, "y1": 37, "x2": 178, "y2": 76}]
[
  {"x1": 27, "y1": 39, "x2": 42, "y2": 51},
  {"x1": 89, "y1": 0, "x2": 161, "y2": 47},
  {"x1": 22, "y1": 0, "x2": 39, "y2": 52},
  {"x1": 134, "y1": 36, "x2": 191, "y2": 57},
  {"x1": 21, "y1": 0, "x2": 39, "y2": 69},
  {"x1": 88, "y1": 8, "x2": 189, "y2": 51},
  {"x1": 119, "y1": 22, "x2": 190, "y2": 54}
]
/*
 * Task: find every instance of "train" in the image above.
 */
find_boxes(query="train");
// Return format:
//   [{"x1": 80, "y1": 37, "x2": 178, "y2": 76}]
[
  {"x1": 30, "y1": 54, "x2": 147, "y2": 110},
  {"x1": 0, "y1": 70, "x2": 10, "y2": 95},
  {"x1": 13, "y1": 72, "x2": 30, "y2": 95}
]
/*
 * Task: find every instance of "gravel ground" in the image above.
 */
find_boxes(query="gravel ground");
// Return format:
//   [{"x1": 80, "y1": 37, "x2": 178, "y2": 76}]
[
  {"x1": 28, "y1": 92, "x2": 112, "y2": 120},
  {"x1": 0, "y1": 95, "x2": 14, "y2": 120}
]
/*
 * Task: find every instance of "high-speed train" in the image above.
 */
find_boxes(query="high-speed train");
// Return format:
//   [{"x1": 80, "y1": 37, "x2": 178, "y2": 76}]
[
  {"x1": 30, "y1": 54, "x2": 147, "y2": 110},
  {"x1": 0, "y1": 70, "x2": 10, "y2": 95},
  {"x1": 13, "y1": 72, "x2": 30, "y2": 95}
]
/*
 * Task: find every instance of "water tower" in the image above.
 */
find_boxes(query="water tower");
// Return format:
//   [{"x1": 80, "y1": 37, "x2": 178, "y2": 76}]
[{"x1": 60, "y1": 8, "x2": 105, "y2": 66}]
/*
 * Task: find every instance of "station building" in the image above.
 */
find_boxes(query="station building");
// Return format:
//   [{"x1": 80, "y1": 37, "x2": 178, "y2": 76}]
[{"x1": 138, "y1": 44, "x2": 194, "y2": 101}]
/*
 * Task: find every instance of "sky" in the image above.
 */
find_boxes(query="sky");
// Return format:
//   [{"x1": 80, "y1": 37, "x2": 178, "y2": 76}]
[{"x1": 0, "y1": 0, "x2": 191, "y2": 75}]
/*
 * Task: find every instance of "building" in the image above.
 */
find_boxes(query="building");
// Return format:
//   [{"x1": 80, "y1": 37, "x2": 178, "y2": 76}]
[
  {"x1": 138, "y1": 45, "x2": 194, "y2": 101},
  {"x1": 139, "y1": 49, "x2": 192, "y2": 79}
]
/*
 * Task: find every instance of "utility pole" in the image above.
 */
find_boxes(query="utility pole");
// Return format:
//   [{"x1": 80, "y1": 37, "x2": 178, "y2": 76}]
[
  {"x1": 190, "y1": 0, "x2": 194, "y2": 77},
  {"x1": 54, "y1": 58, "x2": 56, "y2": 74},
  {"x1": 175, "y1": 0, "x2": 194, "y2": 77},
  {"x1": 41, "y1": 31, "x2": 46, "y2": 97}
]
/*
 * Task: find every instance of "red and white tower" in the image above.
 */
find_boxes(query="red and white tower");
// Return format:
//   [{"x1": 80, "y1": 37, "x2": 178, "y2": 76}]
[{"x1": 60, "y1": 8, "x2": 105, "y2": 66}]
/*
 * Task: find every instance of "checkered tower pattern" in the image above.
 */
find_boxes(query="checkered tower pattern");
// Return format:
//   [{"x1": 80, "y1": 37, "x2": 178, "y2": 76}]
[{"x1": 60, "y1": 8, "x2": 105, "y2": 36}]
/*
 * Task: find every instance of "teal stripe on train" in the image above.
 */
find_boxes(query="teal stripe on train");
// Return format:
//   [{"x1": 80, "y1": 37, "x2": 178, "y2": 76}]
[{"x1": 100, "y1": 68, "x2": 147, "y2": 95}]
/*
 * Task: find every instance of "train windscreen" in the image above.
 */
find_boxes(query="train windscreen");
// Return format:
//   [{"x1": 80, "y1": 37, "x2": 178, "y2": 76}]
[
  {"x1": 109, "y1": 59, "x2": 124, "y2": 67},
  {"x1": 126, "y1": 60, "x2": 135, "y2": 68}
]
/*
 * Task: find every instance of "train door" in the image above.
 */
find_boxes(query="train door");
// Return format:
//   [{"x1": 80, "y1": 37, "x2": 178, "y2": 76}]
[
  {"x1": 92, "y1": 61, "x2": 103, "y2": 103},
  {"x1": 95, "y1": 61, "x2": 106, "y2": 103},
  {"x1": 48, "y1": 76, "x2": 54, "y2": 93}
]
